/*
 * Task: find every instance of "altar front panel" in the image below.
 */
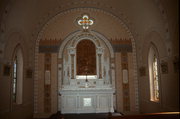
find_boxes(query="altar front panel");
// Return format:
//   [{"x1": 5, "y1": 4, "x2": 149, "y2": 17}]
[{"x1": 60, "y1": 89, "x2": 114, "y2": 114}]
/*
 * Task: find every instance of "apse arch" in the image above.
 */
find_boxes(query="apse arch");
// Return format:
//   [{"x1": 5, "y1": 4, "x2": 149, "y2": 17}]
[{"x1": 34, "y1": 7, "x2": 139, "y2": 113}]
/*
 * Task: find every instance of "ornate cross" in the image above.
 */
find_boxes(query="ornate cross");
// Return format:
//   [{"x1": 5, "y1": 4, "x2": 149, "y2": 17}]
[{"x1": 78, "y1": 14, "x2": 94, "y2": 30}]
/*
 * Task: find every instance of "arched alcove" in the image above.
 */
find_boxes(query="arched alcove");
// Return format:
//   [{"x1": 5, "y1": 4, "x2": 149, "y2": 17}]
[
  {"x1": 76, "y1": 40, "x2": 96, "y2": 75},
  {"x1": 59, "y1": 31, "x2": 114, "y2": 85}
]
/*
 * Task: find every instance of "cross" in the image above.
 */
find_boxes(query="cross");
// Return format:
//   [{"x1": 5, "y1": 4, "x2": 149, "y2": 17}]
[{"x1": 78, "y1": 14, "x2": 94, "y2": 30}]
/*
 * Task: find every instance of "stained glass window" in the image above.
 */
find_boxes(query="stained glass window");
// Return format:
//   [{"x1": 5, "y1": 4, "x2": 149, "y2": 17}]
[
  {"x1": 148, "y1": 46, "x2": 160, "y2": 102},
  {"x1": 12, "y1": 47, "x2": 23, "y2": 104},
  {"x1": 153, "y1": 55, "x2": 159, "y2": 101},
  {"x1": 78, "y1": 14, "x2": 94, "y2": 29},
  {"x1": 13, "y1": 56, "x2": 17, "y2": 102}
]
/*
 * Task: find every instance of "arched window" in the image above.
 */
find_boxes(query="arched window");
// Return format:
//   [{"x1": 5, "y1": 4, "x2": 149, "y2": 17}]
[
  {"x1": 12, "y1": 46, "x2": 23, "y2": 104},
  {"x1": 148, "y1": 45, "x2": 160, "y2": 102},
  {"x1": 13, "y1": 56, "x2": 17, "y2": 102}
]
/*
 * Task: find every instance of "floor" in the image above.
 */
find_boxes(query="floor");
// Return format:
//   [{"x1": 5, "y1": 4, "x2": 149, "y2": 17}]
[
  {"x1": 34, "y1": 112, "x2": 180, "y2": 119},
  {"x1": 47, "y1": 112, "x2": 122, "y2": 119},
  {"x1": 62, "y1": 113, "x2": 110, "y2": 119}
]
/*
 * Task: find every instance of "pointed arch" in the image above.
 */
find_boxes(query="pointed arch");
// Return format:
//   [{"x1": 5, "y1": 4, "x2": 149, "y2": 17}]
[{"x1": 148, "y1": 43, "x2": 160, "y2": 102}]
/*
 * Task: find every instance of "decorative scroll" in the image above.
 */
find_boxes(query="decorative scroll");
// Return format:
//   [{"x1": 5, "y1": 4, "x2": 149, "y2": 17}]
[{"x1": 76, "y1": 40, "x2": 96, "y2": 75}]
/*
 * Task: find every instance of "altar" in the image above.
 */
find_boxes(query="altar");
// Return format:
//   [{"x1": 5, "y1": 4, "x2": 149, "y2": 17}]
[
  {"x1": 60, "y1": 83, "x2": 114, "y2": 114},
  {"x1": 58, "y1": 30, "x2": 116, "y2": 114}
]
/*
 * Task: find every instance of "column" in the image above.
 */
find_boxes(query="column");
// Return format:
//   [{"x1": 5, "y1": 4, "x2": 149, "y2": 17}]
[
  {"x1": 71, "y1": 54, "x2": 75, "y2": 79},
  {"x1": 98, "y1": 54, "x2": 102, "y2": 79},
  {"x1": 68, "y1": 48, "x2": 75, "y2": 80},
  {"x1": 97, "y1": 48, "x2": 104, "y2": 79}
]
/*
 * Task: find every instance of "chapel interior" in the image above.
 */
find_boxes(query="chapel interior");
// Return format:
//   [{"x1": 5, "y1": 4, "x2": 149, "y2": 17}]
[{"x1": 0, "y1": 0, "x2": 179, "y2": 119}]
